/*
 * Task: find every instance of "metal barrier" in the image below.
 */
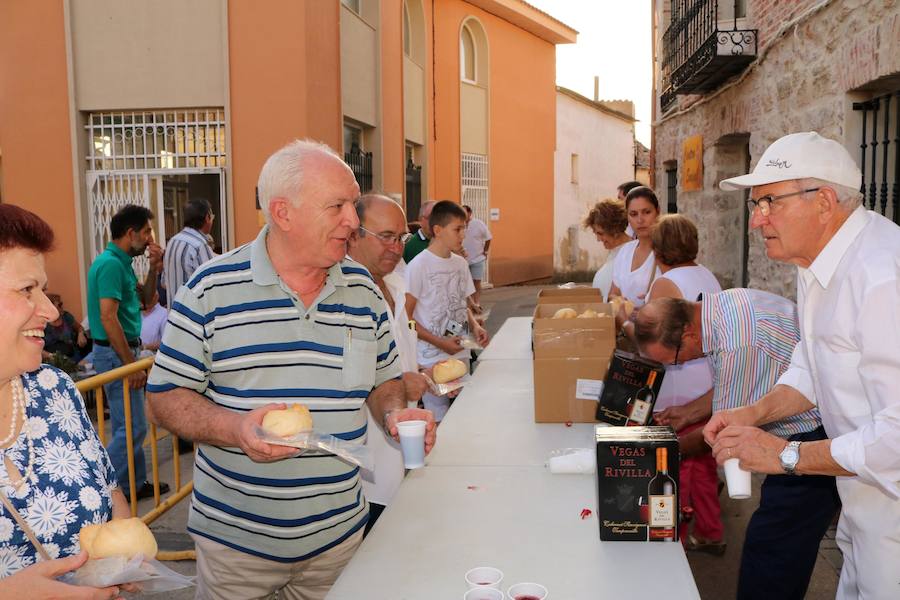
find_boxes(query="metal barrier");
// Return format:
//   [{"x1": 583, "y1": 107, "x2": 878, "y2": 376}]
[{"x1": 76, "y1": 357, "x2": 195, "y2": 560}]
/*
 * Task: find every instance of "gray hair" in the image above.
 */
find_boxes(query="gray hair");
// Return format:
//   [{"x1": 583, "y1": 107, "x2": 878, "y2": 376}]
[
  {"x1": 799, "y1": 178, "x2": 863, "y2": 211},
  {"x1": 257, "y1": 139, "x2": 341, "y2": 224}
]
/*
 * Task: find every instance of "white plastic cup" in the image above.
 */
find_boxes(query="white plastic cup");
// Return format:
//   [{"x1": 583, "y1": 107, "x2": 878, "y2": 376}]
[
  {"x1": 724, "y1": 458, "x2": 752, "y2": 499},
  {"x1": 464, "y1": 588, "x2": 504, "y2": 600},
  {"x1": 397, "y1": 420, "x2": 427, "y2": 469},
  {"x1": 507, "y1": 583, "x2": 548, "y2": 600},
  {"x1": 465, "y1": 566, "x2": 503, "y2": 590}
]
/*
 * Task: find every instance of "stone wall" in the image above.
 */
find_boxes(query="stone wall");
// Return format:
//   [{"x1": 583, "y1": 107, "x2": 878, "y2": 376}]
[{"x1": 653, "y1": 0, "x2": 900, "y2": 299}]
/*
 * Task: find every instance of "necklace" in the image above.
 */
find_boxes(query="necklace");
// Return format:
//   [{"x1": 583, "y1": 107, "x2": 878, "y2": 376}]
[
  {"x1": 0, "y1": 376, "x2": 34, "y2": 491},
  {"x1": 0, "y1": 377, "x2": 23, "y2": 447}
]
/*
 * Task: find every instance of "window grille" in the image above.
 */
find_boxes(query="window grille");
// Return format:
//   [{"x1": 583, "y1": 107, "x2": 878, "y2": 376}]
[{"x1": 461, "y1": 152, "x2": 490, "y2": 284}]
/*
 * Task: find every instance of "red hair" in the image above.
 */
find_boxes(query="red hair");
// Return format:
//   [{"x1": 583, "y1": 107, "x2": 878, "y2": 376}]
[{"x1": 0, "y1": 204, "x2": 55, "y2": 253}]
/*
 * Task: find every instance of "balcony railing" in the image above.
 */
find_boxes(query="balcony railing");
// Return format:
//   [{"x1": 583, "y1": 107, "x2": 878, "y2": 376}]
[
  {"x1": 660, "y1": 0, "x2": 757, "y2": 112},
  {"x1": 345, "y1": 144, "x2": 373, "y2": 193}
]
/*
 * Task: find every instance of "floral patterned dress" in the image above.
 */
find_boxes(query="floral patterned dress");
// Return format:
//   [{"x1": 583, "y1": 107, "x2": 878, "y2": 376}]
[{"x1": 0, "y1": 365, "x2": 117, "y2": 577}]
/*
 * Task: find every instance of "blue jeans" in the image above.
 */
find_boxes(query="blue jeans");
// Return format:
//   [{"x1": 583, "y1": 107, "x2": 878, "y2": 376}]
[{"x1": 93, "y1": 344, "x2": 147, "y2": 492}]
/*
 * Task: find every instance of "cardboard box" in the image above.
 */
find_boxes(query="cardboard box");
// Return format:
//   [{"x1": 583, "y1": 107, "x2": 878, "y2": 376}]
[
  {"x1": 596, "y1": 351, "x2": 665, "y2": 426},
  {"x1": 532, "y1": 301, "x2": 616, "y2": 423},
  {"x1": 536, "y1": 286, "x2": 602, "y2": 304},
  {"x1": 595, "y1": 426, "x2": 680, "y2": 542}
]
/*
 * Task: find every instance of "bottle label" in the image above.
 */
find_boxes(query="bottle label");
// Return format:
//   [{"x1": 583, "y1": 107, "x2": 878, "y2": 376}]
[
  {"x1": 649, "y1": 494, "x2": 675, "y2": 526},
  {"x1": 629, "y1": 399, "x2": 651, "y2": 424}
]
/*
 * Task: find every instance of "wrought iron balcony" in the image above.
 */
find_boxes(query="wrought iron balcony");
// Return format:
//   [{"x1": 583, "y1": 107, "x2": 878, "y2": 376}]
[{"x1": 660, "y1": 0, "x2": 757, "y2": 112}]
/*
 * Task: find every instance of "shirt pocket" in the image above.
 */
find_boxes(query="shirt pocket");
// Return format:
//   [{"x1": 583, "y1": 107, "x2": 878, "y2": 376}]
[
  {"x1": 343, "y1": 335, "x2": 377, "y2": 389},
  {"x1": 814, "y1": 349, "x2": 869, "y2": 418}
]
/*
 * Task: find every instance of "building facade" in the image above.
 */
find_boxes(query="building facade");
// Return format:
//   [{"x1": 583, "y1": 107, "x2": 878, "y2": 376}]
[
  {"x1": 652, "y1": 0, "x2": 899, "y2": 297},
  {"x1": 553, "y1": 87, "x2": 636, "y2": 280},
  {"x1": 0, "y1": 0, "x2": 575, "y2": 318}
]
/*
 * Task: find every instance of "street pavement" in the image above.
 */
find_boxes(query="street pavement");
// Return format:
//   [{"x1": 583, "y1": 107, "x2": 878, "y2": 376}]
[{"x1": 133, "y1": 284, "x2": 840, "y2": 599}]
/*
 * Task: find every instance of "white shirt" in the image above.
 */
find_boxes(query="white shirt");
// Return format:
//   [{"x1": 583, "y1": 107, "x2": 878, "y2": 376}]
[
  {"x1": 611, "y1": 240, "x2": 657, "y2": 307},
  {"x1": 462, "y1": 218, "x2": 492, "y2": 265},
  {"x1": 777, "y1": 207, "x2": 900, "y2": 499},
  {"x1": 361, "y1": 268, "x2": 418, "y2": 506},
  {"x1": 591, "y1": 245, "x2": 623, "y2": 302},
  {"x1": 405, "y1": 249, "x2": 475, "y2": 366},
  {"x1": 139, "y1": 303, "x2": 168, "y2": 349},
  {"x1": 647, "y1": 265, "x2": 721, "y2": 413}
]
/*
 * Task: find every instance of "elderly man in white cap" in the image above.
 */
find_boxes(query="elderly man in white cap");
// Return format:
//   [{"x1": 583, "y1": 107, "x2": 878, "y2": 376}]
[{"x1": 704, "y1": 132, "x2": 900, "y2": 599}]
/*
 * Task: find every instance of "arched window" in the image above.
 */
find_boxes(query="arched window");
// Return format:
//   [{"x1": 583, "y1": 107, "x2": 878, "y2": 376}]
[{"x1": 460, "y1": 25, "x2": 476, "y2": 83}]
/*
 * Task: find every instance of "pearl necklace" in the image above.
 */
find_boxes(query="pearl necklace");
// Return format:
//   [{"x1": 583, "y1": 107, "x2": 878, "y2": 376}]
[{"x1": 0, "y1": 376, "x2": 34, "y2": 491}]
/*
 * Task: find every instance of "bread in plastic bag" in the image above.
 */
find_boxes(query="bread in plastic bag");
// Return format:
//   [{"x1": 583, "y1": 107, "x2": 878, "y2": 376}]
[
  {"x1": 60, "y1": 554, "x2": 194, "y2": 593},
  {"x1": 256, "y1": 427, "x2": 374, "y2": 471}
]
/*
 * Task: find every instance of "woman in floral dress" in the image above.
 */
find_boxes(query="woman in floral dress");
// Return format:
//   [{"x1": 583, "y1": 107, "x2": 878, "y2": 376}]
[{"x1": 0, "y1": 204, "x2": 132, "y2": 598}]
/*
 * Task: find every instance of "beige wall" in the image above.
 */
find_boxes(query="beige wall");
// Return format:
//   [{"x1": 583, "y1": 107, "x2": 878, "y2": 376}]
[
  {"x1": 404, "y1": 57, "x2": 426, "y2": 144},
  {"x1": 460, "y1": 83, "x2": 488, "y2": 155},
  {"x1": 70, "y1": 0, "x2": 226, "y2": 110},
  {"x1": 341, "y1": 6, "x2": 378, "y2": 127}
]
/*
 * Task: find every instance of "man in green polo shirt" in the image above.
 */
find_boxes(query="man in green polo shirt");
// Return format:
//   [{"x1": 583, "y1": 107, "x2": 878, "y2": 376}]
[
  {"x1": 87, "y1": 204, "x2": 168, "y2": 500},
  {"x1": 402, "y1": 199, "x2": 436, "y2": 263}
]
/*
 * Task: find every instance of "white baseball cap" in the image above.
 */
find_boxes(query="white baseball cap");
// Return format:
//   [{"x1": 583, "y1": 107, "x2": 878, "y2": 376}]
[{"x1": 719, "y1": 132, "x2": 862, "y2": 191}]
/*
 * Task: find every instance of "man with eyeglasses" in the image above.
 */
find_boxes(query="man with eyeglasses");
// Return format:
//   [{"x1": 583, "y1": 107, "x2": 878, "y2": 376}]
[
  {"x1": 704, "y1": 131, "x2": 900, "y2": 599},
  {"x1": 635, "y1": 290, "x2": 837, "y2": 599},
  {"x1": 347, "y1": 194, "x2": 433, "y2": 532}
]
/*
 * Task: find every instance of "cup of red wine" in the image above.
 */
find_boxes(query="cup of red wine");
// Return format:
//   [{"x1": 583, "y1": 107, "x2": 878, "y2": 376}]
[{"x1": 506, "y1": 582, "x2": 548, "y2": 600}]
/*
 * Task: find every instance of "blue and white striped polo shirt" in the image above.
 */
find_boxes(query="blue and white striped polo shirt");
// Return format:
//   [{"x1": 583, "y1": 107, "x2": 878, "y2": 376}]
[{"x1": 147, "y1": 226, "x2": 400, "y2": 562}]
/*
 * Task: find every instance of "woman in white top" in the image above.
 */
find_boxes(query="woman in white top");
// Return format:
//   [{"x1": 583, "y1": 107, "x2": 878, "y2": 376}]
[
  {"x1": 609, "y1": 186, "x2": 661, "y2": 309},
  {"x1": 584, "y1": 199, "x2": 631, "y2": 301},
  {"x1": 646, "y1": 214, "x2": 724, "y2": 550}
]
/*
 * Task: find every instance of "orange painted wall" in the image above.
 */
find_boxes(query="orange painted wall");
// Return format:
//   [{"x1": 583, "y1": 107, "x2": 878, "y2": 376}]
[
  {"x1": 381, "y1": 0, "x2": 404, "y2": 196},
  {"x1": 228, "y1": 0, "x2": 342, "y2": 245},
  {"x1": 0, "y1": 2, "x2": 84, "y2": 316},
  {"x1": 431, "y1": 2, "x2": 557, "y2": 285}
]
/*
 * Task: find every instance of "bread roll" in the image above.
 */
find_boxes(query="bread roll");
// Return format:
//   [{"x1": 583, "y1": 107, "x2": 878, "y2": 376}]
[
  {"x1": 262, "y1": 404, "x2": 313, "y2": 437},
  {"x1": 552, "y1": 307, "x2": 577, "y2": 319},
  {"x1": 577, "y1": 309, "x2": 599, "y2": 319},
  {"x1": 610, "y1": 297, "x2": 635, "y2": 317},
  {"x1": 432, "y1": 358, "x2": 467, "y2": 383},
  {"x1": 79, "y1": 518, "x2": 158, "y2": 560}
]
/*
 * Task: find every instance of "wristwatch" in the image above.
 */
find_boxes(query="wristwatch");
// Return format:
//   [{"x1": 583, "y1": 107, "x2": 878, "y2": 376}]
[{"x1": 779, "y1": 440, "x2": 801, "y2": 475}]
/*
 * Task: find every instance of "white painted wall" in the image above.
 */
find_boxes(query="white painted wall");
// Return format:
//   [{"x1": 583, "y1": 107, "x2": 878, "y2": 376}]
[{"x1": 554, "y1": 91, "x2": 635, "y2": 276}]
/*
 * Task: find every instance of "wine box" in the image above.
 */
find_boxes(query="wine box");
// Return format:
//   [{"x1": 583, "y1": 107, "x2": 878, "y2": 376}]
[
  {"x1": 595, "y1": 426, "x2": 680, "y2": 542},
  {"x1": 596, "y1": 350, "x2": 665, "y2": 426}
]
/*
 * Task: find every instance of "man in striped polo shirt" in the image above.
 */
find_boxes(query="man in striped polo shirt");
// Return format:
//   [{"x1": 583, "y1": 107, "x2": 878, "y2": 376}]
[
  {"x1": 635, "y1": 289, "x2": 839, "y2": 599},
  {"x1": 146, "y1": 140, "x2": 436, "y2": 600}
]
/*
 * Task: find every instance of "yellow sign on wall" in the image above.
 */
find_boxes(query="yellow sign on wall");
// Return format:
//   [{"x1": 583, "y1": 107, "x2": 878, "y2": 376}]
[{"x1": 682, "y1": 135, "x2": 703, "y2": 192}]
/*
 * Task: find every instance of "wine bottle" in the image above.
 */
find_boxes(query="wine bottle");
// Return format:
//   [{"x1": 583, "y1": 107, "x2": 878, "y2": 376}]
[
  {"x1": 647, "y1": 446, "x2": 676, "y2": 541},
  {"x1": 626, "y1": 370, "x2": 657, "y2": 426}
]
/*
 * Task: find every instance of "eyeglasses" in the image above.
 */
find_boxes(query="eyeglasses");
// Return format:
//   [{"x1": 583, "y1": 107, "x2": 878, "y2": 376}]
[
  {"x1": 359, "y1": 225, "x2": 412, "y2": 246},
  {"x1": 746, "y1": 187, "x2": 820, "y2": 217}
]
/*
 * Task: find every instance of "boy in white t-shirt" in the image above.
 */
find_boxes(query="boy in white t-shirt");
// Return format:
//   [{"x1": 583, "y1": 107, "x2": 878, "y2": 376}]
[{"x1": 406, "y1": 201, "x2": 489, "y2": 421}]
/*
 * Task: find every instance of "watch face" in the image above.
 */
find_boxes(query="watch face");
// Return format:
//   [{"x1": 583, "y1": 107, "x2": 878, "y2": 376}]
[{"x1": 784, "y1": 448, "x2": 799, "y2": 462}]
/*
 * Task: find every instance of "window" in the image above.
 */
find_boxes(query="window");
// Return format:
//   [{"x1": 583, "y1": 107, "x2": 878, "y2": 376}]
[
  {"x1": 341, "y1": 0, "x2": 360, "y2": 14},
  {"x1": 403, "y1": 2, "x2": 411, "y2": 57},
  {"x1": 719, "y1": 0, "x2": 747, "y2": 25},
  {"x1": 343, "y1": 123, "x2": 363, "y2": 153},
  {"x1": 570, "y1": 154, "x2": 579, "y2": 184},
  {"x1": 665, "y1": 164, "x2": 678, "y2": 214},
  {"x1": 460, "y1": 26, "x2": 476, "y2": 83}
]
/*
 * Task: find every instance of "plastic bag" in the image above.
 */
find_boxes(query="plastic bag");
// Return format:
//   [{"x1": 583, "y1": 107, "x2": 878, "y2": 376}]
[
  {"x1": 458, "y1": 334, "x2": 484, "y2": 351},
  {"x1": 420, "y1": 371, "x2": 470, "y2": 397},
  {"x1": 61, "y1": 555, "x2": 194, "y2": 593},
  {"x1": 547, "y1": 448, "x2": 596, "y2": 474},
  {"x1": 256, "y1": 427, "x2": 374, "y2": 471}
]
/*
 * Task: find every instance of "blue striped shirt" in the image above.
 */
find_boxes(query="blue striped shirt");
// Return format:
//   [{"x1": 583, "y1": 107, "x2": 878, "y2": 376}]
[
  {"x1": 701, "y1": 289, "x2": 821, "y2": 438},
  {"x1": 147, "y1": 226, "x2": 400, "y2": 561},
  {"x1": 163, "y1": 227, "x2": 216, "y2": 302}
]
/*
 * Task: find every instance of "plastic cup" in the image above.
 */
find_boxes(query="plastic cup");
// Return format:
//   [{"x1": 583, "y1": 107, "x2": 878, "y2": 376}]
[
  {"x1": 465, "y1": 566, "x2": 503, "y2": 590},
  {"x1": 507, "y1": 583, "x2": 548, "y2": 600},
  {"x1": 724, "y1": 458, "x2": 751, "y2": 499},
  {"x1": 397, "y1": 420, "x2": 426, "y2": 469},
  {"x1": 464, "y1": 588, "x2": 504, "y2": 600}
]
